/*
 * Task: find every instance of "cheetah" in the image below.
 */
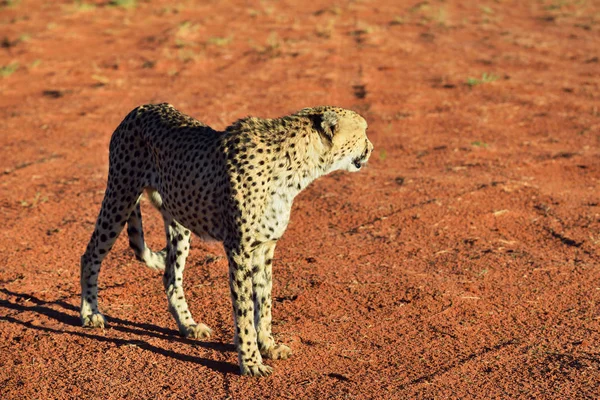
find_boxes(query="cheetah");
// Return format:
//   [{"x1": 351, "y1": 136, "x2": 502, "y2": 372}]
[{"x1": 80, "y1": 103, "x2": 373, "y2": 376}]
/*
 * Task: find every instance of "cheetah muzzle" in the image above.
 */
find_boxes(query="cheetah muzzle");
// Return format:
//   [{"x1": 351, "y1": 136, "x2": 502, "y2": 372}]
[
  {"x1": 79, "y1": 103, "x2": 373, "y2": 376},
  {"x1": 352, "y1": 146, "x2": 371, "y2": 169}
]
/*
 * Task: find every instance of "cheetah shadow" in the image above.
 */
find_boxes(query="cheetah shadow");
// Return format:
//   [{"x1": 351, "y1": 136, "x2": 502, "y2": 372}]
[{"x1": 0, "y1": 288, "x2": 238, "y2": 374}]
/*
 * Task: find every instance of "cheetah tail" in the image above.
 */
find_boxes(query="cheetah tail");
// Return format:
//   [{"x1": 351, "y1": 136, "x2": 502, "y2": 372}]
[{"x1": 127, "y1": 200, "x2": 166, "y2": 271}]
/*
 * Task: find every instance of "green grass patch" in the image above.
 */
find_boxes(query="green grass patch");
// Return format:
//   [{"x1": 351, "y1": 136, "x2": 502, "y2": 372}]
[
  {"x1": 1, "y1": 62, "x2": 19, "y2": 77},
  {"x1": 466, "y1": 73, "x2": 499, "y2": 87},
  {"x1": 544, "y1": 1, "x2": 567, "y2": 11},
  {"x1": 72, "y1": 0, "x2": 96, "y2": 11},
  {"x1": 91, "y1": 74, "x2": 110, "y2": 85},
  {"x1": 108, "y1": 0, "x2": 136, "y2": 9},
  {"x1": 379, "y1": 149, "x2": 387, "y2": 161},
  {"x1": 480, "y1": 6, "x2": 494, "y2": 15},
  {"x1": 174, "y1": 21, "x2": 201, "y2": 48},
  {"x1": 390, "y1": 16, "x2": 406, "y2": 25},
  {"x1": 250, "y1": 32, "x2": 283, "y2": 58},
  {"x1": 177, "y1": 20, "x2": 199, "y2": 34},
  {"x1": 1, "y1": 0, "x2": 21, "y2": 9},
  {"x1": 20, "y1": 192, "x2": 48, "y2": 208},
  {"x1": 409, "y1": 2, "x2": 430, "y2": 13},
  {"x1": 206, "y1": 36, "x2": 232, "y2": 46}
]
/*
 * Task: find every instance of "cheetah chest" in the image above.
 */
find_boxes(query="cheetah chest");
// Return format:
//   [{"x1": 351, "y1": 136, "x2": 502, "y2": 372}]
[{"x1": 255, "y1": 191, "x2": 293, "y2": 241}]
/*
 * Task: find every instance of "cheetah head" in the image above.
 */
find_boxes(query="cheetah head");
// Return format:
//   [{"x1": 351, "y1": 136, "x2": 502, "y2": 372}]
[{"x1": 301, "y1": 106, "x2": 373, "y2": 173}]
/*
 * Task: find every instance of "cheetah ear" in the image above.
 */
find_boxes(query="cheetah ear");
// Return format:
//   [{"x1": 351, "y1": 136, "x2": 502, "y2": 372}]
[
  {"x1": 321, "y1": 110, "x2": 338, "y2": 133},
  {"x1": 317, "y1": 110, "x2": 338, "y2": 143}
]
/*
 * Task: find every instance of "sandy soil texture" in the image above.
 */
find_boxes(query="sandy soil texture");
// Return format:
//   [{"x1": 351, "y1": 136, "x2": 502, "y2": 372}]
[{"x1": 1, "y1": 0, "x2": 599, "y2": 398}]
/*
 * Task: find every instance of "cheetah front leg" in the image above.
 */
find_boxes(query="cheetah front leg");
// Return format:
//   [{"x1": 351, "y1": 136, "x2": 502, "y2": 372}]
[
  {"x1": 253, "y1": 241, "x2": 292, "y2": 360},
  {"x1": 225, "y1": 243, "x2": 272, "y2": 377},
  {"x1": 162, "y1": 216, "x2": 211, "y2": 339}
]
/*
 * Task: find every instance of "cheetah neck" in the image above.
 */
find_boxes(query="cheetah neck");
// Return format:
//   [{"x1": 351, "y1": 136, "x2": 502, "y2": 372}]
[{"x1": 271, "y1": 127, "x2": 330, "y2": 198}]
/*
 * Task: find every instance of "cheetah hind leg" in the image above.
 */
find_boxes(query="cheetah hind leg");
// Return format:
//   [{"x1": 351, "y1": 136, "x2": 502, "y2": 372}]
[
  {"x1": 127, "y1": 194, "x2": 167, "y2": 271},
  {"x1": 162, "y1": 215, "x2": 212, "y2": 340},
  {"x1": 81, "y1": 186, "x2": 143, "y2": 328}
]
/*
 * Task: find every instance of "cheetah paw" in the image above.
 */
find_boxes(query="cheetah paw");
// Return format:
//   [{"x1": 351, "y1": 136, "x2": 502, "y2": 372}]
[
  {"x1": 240, "y1": 363, "x2": 273, "y2": 377},
  {"x1": 181, "y1": 323, "x2": 212, "y2": 339},
  {"x1": 82, "y1": 313, "x2": 105, "y2": 329},
  {"x1": 262, "y1": 343, "x2": 292, "y2": 360}
]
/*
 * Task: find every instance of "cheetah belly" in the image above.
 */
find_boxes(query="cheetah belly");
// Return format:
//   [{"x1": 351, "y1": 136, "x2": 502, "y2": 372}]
[
  {"x1": 163, "y1": 199, "x2": 224, "y2": 242},
  {"x1": 155, "y1": 181, "x2": 226, "y2": 243}
]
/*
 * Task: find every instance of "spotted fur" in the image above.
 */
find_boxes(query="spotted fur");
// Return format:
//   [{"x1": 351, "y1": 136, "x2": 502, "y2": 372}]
[{"x1": 80, "y1": 103, "x2": 373, "y2": 376}]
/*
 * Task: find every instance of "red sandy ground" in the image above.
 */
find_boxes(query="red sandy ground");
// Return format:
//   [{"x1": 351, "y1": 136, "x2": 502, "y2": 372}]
[{"x1": 1, "y1": 0, "x2": 599, "y2": 398}]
